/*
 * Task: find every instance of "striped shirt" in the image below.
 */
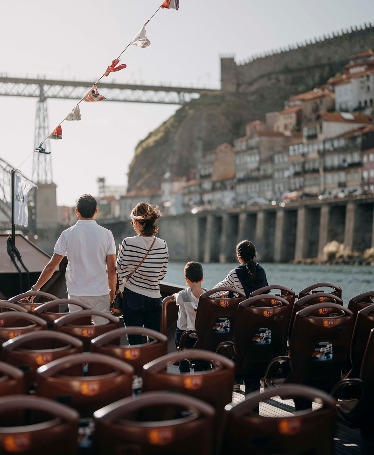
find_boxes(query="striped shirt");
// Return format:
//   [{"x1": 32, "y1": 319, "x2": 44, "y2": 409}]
[
  {"x1": 214, "y1": 264, "x2": 268, "y2": 297},
  {"x1": 117, "y1": 235, "x2": 168, "y2": 298}
]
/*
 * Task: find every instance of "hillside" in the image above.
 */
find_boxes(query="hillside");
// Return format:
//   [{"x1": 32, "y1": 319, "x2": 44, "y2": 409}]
[{"x1": 127, "y1": 24, "x2": 374, "y2": 192}]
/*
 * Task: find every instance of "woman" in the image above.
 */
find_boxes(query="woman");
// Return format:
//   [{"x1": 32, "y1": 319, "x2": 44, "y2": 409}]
[
  {"x1": 214, "y1": 240, "x2": 268, "y2": 297},
  {"x1": 117, "y1": 202, "x2": 169, "y2": 343}
]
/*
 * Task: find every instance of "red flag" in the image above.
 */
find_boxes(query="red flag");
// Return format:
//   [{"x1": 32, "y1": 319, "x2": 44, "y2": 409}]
[
  {"x1": 51, "y1": 124, "x2": 62, "y2": 139},
  {"x1": 161, "y1": 0, "x2": 179, "y2": 10},
  {"x1": 104, "y1": 59, "x2": 127, "y2": 77},
  {"x1": 85, "y1": 85, "x2": 105, "y2": 102}
]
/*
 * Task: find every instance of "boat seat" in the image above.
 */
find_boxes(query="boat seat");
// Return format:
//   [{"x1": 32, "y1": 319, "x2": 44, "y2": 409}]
[
  {"x1": 232, "y1": 294, "x2": 292, "y2": 394},
  {"x1": 263, "y1": 302, "x2": 354, "y2": 397},
  {"x1": 331, "y1": 327, "x2": 374, "y2": 451},
  {"x1": 0, "y1": 300, "x2": 28, "y2": 313},
  {"x1": 179, "y1": 287, "x2": 245, "y2": 353},
  {"x1": 0, "y1": 361, "x2": 26, "y2": 395},
  {"x1": 1, "y1": 331, "x2": 83, "y2": 391},
  {"x1": 348, "y1": 291, "x2": 374, "y2": 320},
  {"x1": 142, "y1": 349, "x2": 234, "y2": 452},
  {"x1": 346, "y1": 304, "x2": 374, "y2": 379},
  {"x1": 0, "y1": 394, "x2": 79, "y2": 455},
  {"x1": 222, "y1": 384, "x2": 337, "y2": 455},
  {"x1": 33, "y1": 298, "x2": 91, "y2": 329},
  {"x1": 93, "y1": 391, "x2": 215, "y2": 455},
  {"x1": 289, "y1": 291, "x2": 343, "y2": 338},
  {"x1": 35, "y1": 352, "x2": 134, "y2": 418},
  {"x1": 8, "y1": 290, "x2": 58, "y2": 313},
  {"x1": 0, "y1": 312, "x2": 47, "y2": 345},
  {"x1": 91, "y1": 326, "x2": 168, "y2": 377},
  {"x1": 53, "y1": 310, "x2": 121, "y2": 351},
  {"x1": 298, "y1": 281, "x2": 342, "y2": 300}
]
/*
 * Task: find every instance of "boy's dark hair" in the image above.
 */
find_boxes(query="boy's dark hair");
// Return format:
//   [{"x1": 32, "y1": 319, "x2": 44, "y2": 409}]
[
  {"x1": 184, "y1": 261, "x2": 203, "y2": 283},
  {"x1": 76, "y1": 194, "x2": 97, "y2": 218}
]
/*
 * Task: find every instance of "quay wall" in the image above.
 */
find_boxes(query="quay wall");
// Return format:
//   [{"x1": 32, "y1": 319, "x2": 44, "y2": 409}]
[
  {"x1": 33, "y1": 196, "x2": 374, "y2": 263},
  {"x1": 157, "y1": 196, "x2": 374, "y2": 263}
]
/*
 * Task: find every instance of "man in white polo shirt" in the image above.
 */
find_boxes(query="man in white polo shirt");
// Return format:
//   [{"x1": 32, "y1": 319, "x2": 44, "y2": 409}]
[{"x1": 31, "y1": 194, "x2": 117, "y2": 324}]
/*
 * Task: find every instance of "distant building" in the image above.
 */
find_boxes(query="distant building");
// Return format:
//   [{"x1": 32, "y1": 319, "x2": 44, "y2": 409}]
[{"x1": 329, "y1": 49, "x2": 374, "y2": 113}]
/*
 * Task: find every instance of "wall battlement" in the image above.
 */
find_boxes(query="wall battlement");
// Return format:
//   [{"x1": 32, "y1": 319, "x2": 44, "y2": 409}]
[{"x1": 221, "y1": 23, "x2": 374, "y2": 97}]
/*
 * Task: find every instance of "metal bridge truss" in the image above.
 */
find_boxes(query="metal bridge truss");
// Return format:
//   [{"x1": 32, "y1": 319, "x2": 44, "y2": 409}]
[
  {"x1": 0, "y1": 75, "x2": 217, "y2": 105},
  {"x1": 0, "y1": 74, "x2": 217, "y2": 230}
]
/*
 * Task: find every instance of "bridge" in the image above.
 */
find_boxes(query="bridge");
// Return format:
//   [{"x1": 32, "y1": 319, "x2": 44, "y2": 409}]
[
  {"x1": 0, "y1": 74, "x2": 218, "y2": 228},
  {"x1": 0, "y1": 74, "x2": 218, "y2": 105}
]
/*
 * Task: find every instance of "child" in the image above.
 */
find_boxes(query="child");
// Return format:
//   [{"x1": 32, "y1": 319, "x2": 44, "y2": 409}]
[{"x1": 174, "y1": 261, "x2": 206, "y2": 372}]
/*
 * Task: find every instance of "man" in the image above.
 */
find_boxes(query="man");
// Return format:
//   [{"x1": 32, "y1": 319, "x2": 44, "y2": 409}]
[{"x1": 31, "y1": 194, "x2": 117, "y2": 324}]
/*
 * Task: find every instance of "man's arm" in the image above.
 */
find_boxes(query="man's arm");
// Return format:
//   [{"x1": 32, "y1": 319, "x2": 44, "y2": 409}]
[
  {"x1": 32, "y1": 253, "x2": 64, "y2": 291},
  {"x1": 106, "y1": 254, "x2": 117, "y2": 302}
]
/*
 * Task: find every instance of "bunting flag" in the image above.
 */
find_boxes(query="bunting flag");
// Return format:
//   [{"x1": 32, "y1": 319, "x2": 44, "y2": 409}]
[
  {"x1": 131, "y1": 25, "x2": 151, "y2": 48},
  {"x1": 161, "y1": 0, "x2": 179, "y2": 10},
  {"x1": 51, "y1": 125, "x2": 62, "y2": 139},
  {"x1": 65, "y1": 105, "x2": 81, "y2": 121},
  {"x1": 85, "y1": 85, "x2": 106, "y2": 102},
  {"x1": 104, "y1": 59, "x2": 127, "y2": 77},
  {"x1": 14, "y1": 172, "x2": 37, "y2": 227},
  {"x1": 29, "y1": 1, "x2": 181, "y2": 153},
  {"x1": 34, "y1": 144, "x2": 49, "y2": 154}
]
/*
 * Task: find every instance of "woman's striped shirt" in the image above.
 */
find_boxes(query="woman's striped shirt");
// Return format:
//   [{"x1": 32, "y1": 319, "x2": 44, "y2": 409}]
[{"x1": 117, "y1": 235, "x2": 168, "y2": 298}]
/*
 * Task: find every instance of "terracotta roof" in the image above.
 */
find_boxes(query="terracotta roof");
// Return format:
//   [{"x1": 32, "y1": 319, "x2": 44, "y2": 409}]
[
  {"x1": 289, "y1": 88, "x2": 333, "y2": 102},
  {"x1": 318, "y1": 112, "x2": 373, "y2": 124},
  {"x1": 280, "y1": 106, "x2": 302, "y2": 115}
]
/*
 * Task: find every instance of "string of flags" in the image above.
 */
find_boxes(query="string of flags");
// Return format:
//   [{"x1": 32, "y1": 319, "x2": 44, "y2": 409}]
[{"x1": 34, "y1": 0, "x2": 179, "y2": 155}]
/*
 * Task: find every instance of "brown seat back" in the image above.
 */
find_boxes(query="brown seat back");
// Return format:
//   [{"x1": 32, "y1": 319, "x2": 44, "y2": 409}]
[
  {"x1": 8, "y1": 290, "x2": 58, "y2": 313},
  {"x1": 0, "y1": 361, "x2": 25, "y2": 395},
  {"x1": 298, "y1": 282, "x2": 342, "y2": 300},
  {"x1": 0, "y1": 312, "x2": 47, "y2": 344},
  {"x1": 1, "y1": 331, "x2": 83, "y2": 391},
  {"x1": 0, "y1": 394, "x2": 79, "y2": 455},
  {"x1": 222, "y1": 384, "x2": 337, "y2": 455},
  {"x1": 287, "y1": 302, "x2": 354, "y2": 392},
  {"x1": 93, "y1": 391, "x2": 215, "y2": 455},
  {"x1": 233, "y1": 294, "x2": 291, "y2": 392},
  {"x1": 289, "y1": 292, "x2": 343, "y2": 338},
  {"x1": 142, "y1": 349, "x2": 234, "y2": 451},
  {"x1": 33, "y1": 298, "x2": 91, "y2": 329},
  {"x1": 348, "y1": 291, "x2": 374, "y2": 319},
  {"x1": 250, "y1": 284, "x2": 295, "y2": 312},
  {"x1": 35, "y1": 352, "x2": 134, "y2": 418},
  {"x1": 91, "y1": 327, "x2": 168, "y2": 376},
  {"x1": 53, "y1": 310, "x2": 120, "y2": 351},
  {"x1": 0, "y1": 301, "x2": 28, "y2": 313},
  {"x1": 349, "y1": 304, "x2": 374, "y2": 378},
  {"x1": 194, "y1": 287, "x2": 245, "y2": 352}
]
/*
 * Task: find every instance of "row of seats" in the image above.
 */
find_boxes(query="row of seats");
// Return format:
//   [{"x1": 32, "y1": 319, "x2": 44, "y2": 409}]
[{"x1": 0, "y1": 286, "x2": 372, "y2": 453}]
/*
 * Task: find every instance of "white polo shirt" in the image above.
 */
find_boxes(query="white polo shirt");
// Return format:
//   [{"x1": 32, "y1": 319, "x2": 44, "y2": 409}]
[{"x1": 54, "y1": 220, "x2": 116, "y2": 296}]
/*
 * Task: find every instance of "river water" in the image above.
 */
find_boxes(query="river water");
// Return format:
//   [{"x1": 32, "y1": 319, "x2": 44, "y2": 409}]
[{"x1": 164, "y1": 261, "x2": 374, "y2": 305}]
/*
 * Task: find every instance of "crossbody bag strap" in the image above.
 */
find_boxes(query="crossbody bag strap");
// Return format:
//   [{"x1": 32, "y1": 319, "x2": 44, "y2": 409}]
[{"x1": 119, "y1": 236, "x2": 156, "y2": 291}]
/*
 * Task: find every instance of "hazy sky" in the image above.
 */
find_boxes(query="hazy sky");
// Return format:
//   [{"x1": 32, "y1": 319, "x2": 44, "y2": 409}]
[{"x1": 0, "y1": 0, "x2": 373, "y2": 206}]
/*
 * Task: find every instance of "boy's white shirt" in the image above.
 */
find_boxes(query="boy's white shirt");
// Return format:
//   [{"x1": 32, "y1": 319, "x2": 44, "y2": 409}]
[{"x1": 175, "y1": 287, "x2": 205, "y2": 331}]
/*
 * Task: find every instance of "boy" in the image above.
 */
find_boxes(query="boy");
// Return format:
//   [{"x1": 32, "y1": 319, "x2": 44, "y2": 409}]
[{"x1": 174, "y1": 261, "x2": 206, "y2": 372}]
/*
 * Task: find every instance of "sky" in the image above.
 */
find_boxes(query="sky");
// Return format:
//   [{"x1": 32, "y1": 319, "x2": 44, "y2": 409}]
[{"x1": 0, "y1": 0, "x2": 373, "y2": 207}]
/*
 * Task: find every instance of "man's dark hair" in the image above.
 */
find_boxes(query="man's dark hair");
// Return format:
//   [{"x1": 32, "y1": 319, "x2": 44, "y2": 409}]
[
  {"x1": 76, "y1": 194, "x2": 97, "y2": 218},
  {"x1": 184, "y1": 261, "x2": 203, "y2": 283}
]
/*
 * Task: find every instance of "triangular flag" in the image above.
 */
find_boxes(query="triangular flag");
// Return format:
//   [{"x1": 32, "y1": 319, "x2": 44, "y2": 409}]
[
  {"x1": 104, "y1": 59, "x2": 127, "y2": 76},
  {"x1": 50, "y1": 125, "x2": 62, "y2": 139},
  {"x1": 14, "y1": 172, "x2": 37, "y2": 227},
  {"x1": 161, "y1": 0, "x2": 179, "y2": 10},
  {"x1": 131, "y1": 26, "x2": 151, "y2": 48},
  {"x1": 65, "y1": 105, "x2": 81, "y2": 121},
  {"x1": 85, "y1": 85, "x2": 106, "y2": 101}
]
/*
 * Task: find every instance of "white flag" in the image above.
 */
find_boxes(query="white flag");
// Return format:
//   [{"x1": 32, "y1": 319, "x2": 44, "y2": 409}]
[
  {"x1": 14, "y1": 172, "x2": 37, "y2": 227},
  {"x1": 131, "y1": 26, "x2": 151, "y2": 48}
]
